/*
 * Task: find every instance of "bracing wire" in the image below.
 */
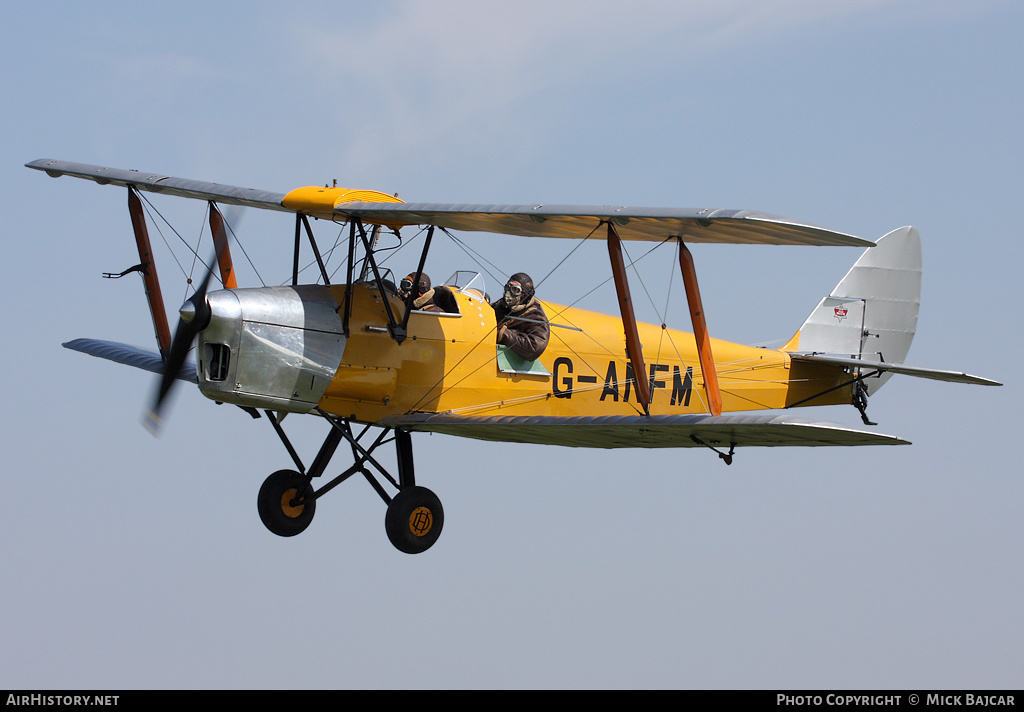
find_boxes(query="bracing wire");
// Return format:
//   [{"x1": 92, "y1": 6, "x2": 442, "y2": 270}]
[
  {"x1": 138, "y1": 193, "x2": 201, "y2": 279},
  {"x1": 534, "y1": 222, "x2": 602, "y2": 290},
  {"x1": 440, "y1": 228, "x2": 506, "y2": 286},
  {"x1": 620, "y1": 238, "x2": 674, "y2": 323},
  {"x1": 221, "y1": 213, "x2": 266, "y2": 287},
  {"x1": 136, "y1": 194, "x2": 214, "y2": 305},
  {"x1": 545, "y1": 238, "x2": 670, "y2": 322}
]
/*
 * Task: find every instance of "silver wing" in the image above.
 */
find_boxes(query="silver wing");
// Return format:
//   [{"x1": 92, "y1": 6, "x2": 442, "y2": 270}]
[
  {"x1": 380, "y1": 413, "x2": 910, "y2": 448},
  {"x1": 63, "y1": 338, "x2": 197, "y2": 384},
  {"x1": 27, "y1": 159, "x2": 872, "y2": 247}
]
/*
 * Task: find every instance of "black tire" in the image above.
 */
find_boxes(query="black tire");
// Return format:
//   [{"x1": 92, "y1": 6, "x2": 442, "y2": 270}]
[
  {"x1": 385, "y1": 486, "x2": 444, "y2": 554},
  {"x1": 257, "y1": 469, "x2": 316, "y2": 537}
]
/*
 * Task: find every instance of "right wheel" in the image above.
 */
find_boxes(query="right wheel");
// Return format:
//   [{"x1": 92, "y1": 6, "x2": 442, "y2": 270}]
[
  {"x1": 257, "y1": 469, "x2": 316, "y2": 537},
  {"x1": 385, "y1": 486, "x2": 444, "y2": 554}
]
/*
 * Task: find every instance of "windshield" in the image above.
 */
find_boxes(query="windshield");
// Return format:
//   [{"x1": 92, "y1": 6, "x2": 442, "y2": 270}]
[{"x1": 443, "y1": 271, "x2": 487, "y2": 302}]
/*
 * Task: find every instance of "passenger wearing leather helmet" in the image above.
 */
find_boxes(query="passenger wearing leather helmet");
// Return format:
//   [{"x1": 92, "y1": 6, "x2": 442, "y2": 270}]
[
  {"x1": 398, "y1": 272, "x2": 457, "y2": 314},
  {"x1": 491, "y1": 272, "x2": 549, "y2": 360}
]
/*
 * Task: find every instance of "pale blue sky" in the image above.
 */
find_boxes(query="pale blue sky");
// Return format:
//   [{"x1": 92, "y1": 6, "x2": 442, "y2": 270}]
[{"x1": 2, "y1": 1, "x2": 1020, "y2": 689}]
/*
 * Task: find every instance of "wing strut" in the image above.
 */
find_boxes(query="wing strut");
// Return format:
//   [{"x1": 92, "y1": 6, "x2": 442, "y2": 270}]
[
  {"x1": 354, "y1": 219, "x2": 406, "y2": 343},
  {"x1": 342, "y1": 221, "x2": 356, "y2": 336},
  {"x1": 208, "y1": 203, "x2": 237, "y2": 289},
  {"x1": 399, "y1": 226, "x2": 435, "y2": 334},
  {"x1": 606, "y1": 223, "x2": 651, "y2": 414},
  {"x1": 127, "y1": 187, "x2": 172, "y2": 361},
  {"x1": 292, "y1": 214, "x2": 331, "y2": 286},
  {"x1": 678, "y1": 241, "x2": 722, "y2": 415}
]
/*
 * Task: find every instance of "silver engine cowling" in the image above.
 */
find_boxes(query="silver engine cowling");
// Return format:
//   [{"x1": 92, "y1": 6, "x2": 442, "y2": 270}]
[{"x1": 195, "y1": 286, "x2": 346, "y2": 413}]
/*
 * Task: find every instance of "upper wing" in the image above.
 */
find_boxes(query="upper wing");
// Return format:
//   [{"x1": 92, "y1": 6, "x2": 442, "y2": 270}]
[
  {"x1": 27, "y1": 158, "x2": 872, "y2": 247},
  {"x1": 790, "y1": 353, "x2": 1002, "y2": 387},
  {"x1": 379, "y1": 413, "x2": 909, "y2": 448},
  {"x1": 334, "y1": 203, "x2": 874, "y2": 246},
  {"x1": 27, "y1": 159, "x2": 290, "y2": 212}
]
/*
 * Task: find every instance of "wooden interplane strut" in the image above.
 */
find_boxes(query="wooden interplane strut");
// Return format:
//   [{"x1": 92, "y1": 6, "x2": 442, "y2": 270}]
[
  {"x1": 678, "y1": 241, "x2": 722, "y2": 416},
  {"x1": 126, "y1": 187, "x2": 172, "y2": 360},
  {"x1": 606, "y1": 223, "x2": 651, "y2": 414},
  {"x1": 208, "y1": 203, "x2": 237, "y2": 289}
]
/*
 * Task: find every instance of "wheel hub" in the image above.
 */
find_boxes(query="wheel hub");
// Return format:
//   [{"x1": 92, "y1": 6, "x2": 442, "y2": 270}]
[
  {"x1": 408, "y1": 506, "x2": 433, "y2": 536},
  {"x1": 280, "y1": 488, "x2": 305, "y2": 519}
]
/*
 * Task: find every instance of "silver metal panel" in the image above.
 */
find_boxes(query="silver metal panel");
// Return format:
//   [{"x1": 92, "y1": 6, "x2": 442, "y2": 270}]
[
  {"x1": 381, "y1": 413, "x2": 909, "y2": 448},
  {"x1": 198, "y1": 290, "x2": 243, "y2": 391},
  {"x1": 230, "y1": 285, "x2": 343, "y2": 331},
  {"x1": 197, "y1": 286, "x2": 345, "y2": 412},
  {"x1": 234, "y1": 321, "x2": 343, "y2": 404}
]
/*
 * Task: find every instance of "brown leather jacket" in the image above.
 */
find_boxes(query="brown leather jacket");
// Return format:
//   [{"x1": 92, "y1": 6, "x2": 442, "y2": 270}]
[
  {"x1": 492, "y1": 297, "x2": 550, "y2": 361},
  {"x1": 412, "y1": 289, "x2": 444, "y2": 312},
  {"x1": 411, "y1": 286, "x2": 459, "y2": 314}
]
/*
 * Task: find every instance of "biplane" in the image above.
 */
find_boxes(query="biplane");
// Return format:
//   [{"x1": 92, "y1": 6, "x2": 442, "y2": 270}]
[{"x1": 27, "y1": 158, "x2": 1001, "y2": 554}]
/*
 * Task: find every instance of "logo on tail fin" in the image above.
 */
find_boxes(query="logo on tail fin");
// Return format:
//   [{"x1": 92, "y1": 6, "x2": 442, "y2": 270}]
[{"x1": 834, "y1": 307, "x2": 848, "y2": 322}]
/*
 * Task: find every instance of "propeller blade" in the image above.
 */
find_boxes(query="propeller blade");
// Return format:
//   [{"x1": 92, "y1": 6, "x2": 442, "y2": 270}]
[{"x1": 143, "y1": 248, "x2": 221, "y2": 435}]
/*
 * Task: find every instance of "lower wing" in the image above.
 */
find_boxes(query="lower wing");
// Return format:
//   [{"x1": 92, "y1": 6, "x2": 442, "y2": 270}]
[
  {"x1": 380, "y1": 413, "x2": 910, "y2": 448},
  {"x1": 63, "y1": 338, "x2": 196, "y2": 383}
]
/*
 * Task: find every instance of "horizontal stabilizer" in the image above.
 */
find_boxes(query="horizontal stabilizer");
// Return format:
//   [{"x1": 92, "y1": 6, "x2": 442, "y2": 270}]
[
  {"x1": 63, "y1": 338, "x2": 197, "y2": 384},
  {"x1": 380, "y1": 413, "x2": 909, "y2": 449},
  {"x1": 790, "y1": 353, "x2": 1001, "y2": 386}
]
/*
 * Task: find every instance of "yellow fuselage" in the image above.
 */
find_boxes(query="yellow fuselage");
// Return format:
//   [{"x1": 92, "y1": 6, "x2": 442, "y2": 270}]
[{"x1": 318, "y1": 285, "x2": 850, "y2": 423}]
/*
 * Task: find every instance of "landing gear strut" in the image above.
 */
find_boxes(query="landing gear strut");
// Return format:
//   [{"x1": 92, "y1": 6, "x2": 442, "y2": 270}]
[{"x1": 257, "y1": 409, "x2": 444, "y2": 554}]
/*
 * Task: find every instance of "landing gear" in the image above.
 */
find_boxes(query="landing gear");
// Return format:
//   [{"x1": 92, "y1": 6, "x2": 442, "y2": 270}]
[
  {"x1": 258, "y1": 410, "x2": 444, "y2": 553},
  {"x1": 257, "y1": 469, "x2": 316, "y2": 537},
  {"x1": 853, "y1": 381, "x2": 877, "y2": 426},
  {"x1": 385, "y1": 486, "x2": 444, "y2": 554}
]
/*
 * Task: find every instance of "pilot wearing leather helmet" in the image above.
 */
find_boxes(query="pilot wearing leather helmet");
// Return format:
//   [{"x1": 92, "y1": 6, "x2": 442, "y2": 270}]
[{"x1": 491, "y1": 272, "x2": 549, "y2": 360}]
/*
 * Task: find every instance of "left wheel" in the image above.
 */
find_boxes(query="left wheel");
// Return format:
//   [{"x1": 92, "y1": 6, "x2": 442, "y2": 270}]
[
  {"x1": 385, "y1": 486, "x2": 444, "y2": 554},
  {"x1": 258, "y1": 469, "x2": 316, "y2": 537}
]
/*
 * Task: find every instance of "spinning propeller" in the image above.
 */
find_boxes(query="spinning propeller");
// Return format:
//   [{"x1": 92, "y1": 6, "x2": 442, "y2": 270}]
[{"x1": 143, "y1": 244, "x2": 223, "y2": 435}]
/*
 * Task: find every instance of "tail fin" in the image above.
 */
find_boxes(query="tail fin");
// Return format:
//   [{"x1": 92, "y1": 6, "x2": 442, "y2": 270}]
[{"x1": 788, "y1": 226, "x2": 922, "y2": 395}]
